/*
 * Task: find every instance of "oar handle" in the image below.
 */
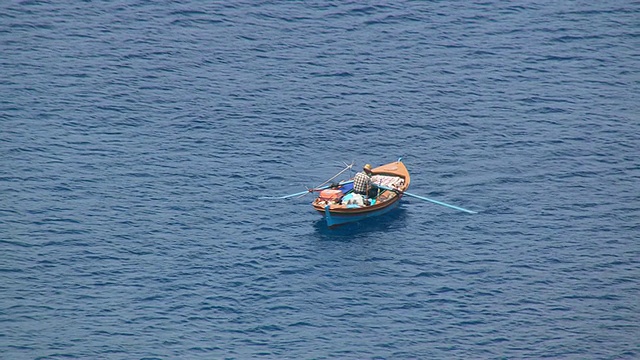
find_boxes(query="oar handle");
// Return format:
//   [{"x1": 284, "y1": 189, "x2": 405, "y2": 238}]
[{"x1": 378, "y1": 184, "x2": 405, "y2": 194}]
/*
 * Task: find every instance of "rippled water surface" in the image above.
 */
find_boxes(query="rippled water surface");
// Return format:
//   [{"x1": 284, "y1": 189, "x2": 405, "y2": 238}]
[{"x1": 2, "y1": 1, "x2": 639, "y2": 359}]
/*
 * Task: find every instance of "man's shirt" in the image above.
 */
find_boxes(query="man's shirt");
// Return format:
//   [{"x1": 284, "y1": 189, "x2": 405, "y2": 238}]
[{"x1": 353, "y1": 171, "x2": 371, "y2": 194}]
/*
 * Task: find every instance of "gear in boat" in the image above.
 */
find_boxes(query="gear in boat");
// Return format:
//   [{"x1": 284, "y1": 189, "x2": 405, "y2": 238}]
[{"x1": 313, "y1": 174, "x2": 406, "y2": 209}]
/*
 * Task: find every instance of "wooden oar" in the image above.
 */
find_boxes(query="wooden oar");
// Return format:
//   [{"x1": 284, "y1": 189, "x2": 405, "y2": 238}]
[
  {"x1": 260, "y1": 180, "x2": 354, "y2": 200},
  {"x1": 261, "y1": 162, "x2": 355, "y2": 200},
  {"x1": 378, "y1": 185, "x2": 477, "y2": 214}
]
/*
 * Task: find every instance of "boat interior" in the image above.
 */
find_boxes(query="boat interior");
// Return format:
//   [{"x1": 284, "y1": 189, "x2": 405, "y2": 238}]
[{"x1": 313, "y1": 174, "x2": 405, "y2": 208}]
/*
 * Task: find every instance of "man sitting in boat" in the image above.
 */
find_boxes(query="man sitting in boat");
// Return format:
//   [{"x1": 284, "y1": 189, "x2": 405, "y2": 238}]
[{"x1": 353, "y1": 164, "x2": 378, "y2": 199}]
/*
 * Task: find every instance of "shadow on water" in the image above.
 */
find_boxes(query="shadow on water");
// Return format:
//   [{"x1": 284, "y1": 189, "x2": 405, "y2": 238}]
[{"x1": 312, "y1": 207, "x2": 408, "y2": 241}]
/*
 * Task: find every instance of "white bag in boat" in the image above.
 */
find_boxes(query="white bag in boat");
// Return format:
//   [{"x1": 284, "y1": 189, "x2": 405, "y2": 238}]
[{"x1": 343, "y1": 193, "x2": 365, "y2": 207}]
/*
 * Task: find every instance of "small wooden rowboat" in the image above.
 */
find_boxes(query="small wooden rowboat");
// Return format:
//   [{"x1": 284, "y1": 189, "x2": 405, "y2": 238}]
[
  {"x1": 261, "y1": 159, "x2": 476, "y2": 226},
  {"x1": 312, "y1": 159, "x2": 411, "y2": 227}
]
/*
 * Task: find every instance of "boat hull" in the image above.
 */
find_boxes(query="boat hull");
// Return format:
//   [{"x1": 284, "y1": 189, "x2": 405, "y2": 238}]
[{"x1": 323, "y1": 196, "x2": 403, "y2": 227}]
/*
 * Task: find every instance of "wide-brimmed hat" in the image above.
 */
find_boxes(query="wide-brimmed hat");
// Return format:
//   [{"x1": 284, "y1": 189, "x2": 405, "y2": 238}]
[{"x1": 363, "y1": 164, "x2": 372, "y2": 172}]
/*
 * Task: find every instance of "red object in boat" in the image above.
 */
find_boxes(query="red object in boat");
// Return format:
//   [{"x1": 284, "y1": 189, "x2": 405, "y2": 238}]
[{"x1": 318, "y1": 189, "x2": 344, "y2": 202}]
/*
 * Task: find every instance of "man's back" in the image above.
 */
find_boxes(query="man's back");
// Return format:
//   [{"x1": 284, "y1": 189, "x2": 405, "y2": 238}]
[{"x1": 353, "y1": 171, "x2": 370, "y2": 194}]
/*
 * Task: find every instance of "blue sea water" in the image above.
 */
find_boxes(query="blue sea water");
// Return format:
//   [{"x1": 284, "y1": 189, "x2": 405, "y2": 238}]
[{"x1": 1, "y1": 1, "x2": 639, "y2": 358}]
